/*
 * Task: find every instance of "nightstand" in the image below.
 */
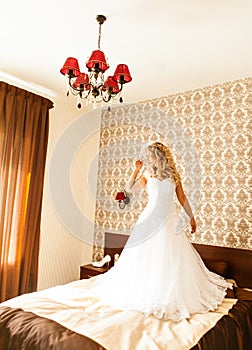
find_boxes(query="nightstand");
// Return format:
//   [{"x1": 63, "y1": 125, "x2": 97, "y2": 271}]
[
  {"x1": 80, "y1": 233, "x2": 128, "y2": 280},
  {"x1": 80, "y1": 264, "x2": 110, "y2": 279}
]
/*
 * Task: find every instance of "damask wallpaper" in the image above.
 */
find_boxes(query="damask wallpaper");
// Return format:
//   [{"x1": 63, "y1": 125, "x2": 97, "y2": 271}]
[{"x1": 93, "y1": 77, "x2": 251, "y2": 260}]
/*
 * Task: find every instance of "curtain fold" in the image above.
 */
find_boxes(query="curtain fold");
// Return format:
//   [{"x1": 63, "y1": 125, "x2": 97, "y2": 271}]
[{"x1": 0, "y1": 81, "x2": 53, "y2": 302}]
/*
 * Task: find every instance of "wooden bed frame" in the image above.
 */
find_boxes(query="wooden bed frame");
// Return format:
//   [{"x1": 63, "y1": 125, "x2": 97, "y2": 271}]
[{"x1": 104, "y1": 232, "x2": 252, "y2": 289}]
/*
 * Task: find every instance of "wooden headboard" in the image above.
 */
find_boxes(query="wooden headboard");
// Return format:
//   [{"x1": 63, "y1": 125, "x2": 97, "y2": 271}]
[{"x1": 104, "y1": 232, "x2": 252, "y2": 289}]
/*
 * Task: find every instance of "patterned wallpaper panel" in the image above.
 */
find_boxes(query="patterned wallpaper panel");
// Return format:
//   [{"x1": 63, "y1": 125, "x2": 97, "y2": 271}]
[{"x1": 93, "y1": 77, "x2": 252, "y2": 260}]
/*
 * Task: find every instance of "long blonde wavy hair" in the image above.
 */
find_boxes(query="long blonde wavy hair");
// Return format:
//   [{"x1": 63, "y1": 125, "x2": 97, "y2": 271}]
[{"x1": 144, "y1": 142, "x2": 181, "y2": 184}]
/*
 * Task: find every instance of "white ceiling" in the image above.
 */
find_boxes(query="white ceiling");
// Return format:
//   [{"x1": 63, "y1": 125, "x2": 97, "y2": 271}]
[{"x1": 0, "y1": 0, "x2": 251, "y2": 105}]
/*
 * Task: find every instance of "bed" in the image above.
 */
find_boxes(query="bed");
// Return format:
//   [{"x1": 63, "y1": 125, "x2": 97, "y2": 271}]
[{"x1": 0, "y1": 232, "x2": 252, "y2": 350}]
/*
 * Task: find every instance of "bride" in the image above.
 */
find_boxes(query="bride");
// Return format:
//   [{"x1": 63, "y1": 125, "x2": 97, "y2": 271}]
[{"x1": 92, "y1": 142, "x2": 232, "y2": 322}]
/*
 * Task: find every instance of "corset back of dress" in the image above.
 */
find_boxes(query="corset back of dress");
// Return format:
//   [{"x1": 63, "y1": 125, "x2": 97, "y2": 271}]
[
  {"x1": 146, "y1": 176, "x2": 176, "y2": 220},
  {"x1": 126, "y1": 176, "x2": 177, "y2": 247}
]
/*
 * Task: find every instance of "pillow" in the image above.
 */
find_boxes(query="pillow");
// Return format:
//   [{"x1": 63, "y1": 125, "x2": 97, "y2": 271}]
[{"x1": 203, "y1": 259, "x2": 230, "y2": 278}]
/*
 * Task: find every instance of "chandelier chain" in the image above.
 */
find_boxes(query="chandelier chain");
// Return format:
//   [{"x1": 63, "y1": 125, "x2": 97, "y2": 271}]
[{"x1": 98, "y1": 24, "x2": 102, "y2": 50}]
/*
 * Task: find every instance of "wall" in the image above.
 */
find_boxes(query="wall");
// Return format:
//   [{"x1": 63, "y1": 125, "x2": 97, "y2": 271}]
[
  {"x1": 37, "y1": 99, "x2": 101, "y2": 290},
  {"x1": 35, "y1": 76, "x2": 251, "y2": 288},
  {"x1": 93, "y1": 77, "x2": 251, "y2": 261}
]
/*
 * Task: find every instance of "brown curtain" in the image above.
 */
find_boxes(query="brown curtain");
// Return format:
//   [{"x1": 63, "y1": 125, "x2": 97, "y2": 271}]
[{"x1": 0, "y1": 82, "x2": 53, "y2": 302}]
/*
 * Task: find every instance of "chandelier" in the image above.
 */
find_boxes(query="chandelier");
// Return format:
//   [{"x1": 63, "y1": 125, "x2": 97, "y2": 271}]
[{"x1": 60, "y1": 15, "x2": 132, "y2": 108}]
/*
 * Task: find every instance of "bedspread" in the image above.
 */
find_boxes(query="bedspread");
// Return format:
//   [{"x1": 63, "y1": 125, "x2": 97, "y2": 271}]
[
  {"x1": 1, "y1": 278, "x2": 252, "y2": 350},
  {"x1": 0, "y1": 306, "x2": 105, "y2": 350}
]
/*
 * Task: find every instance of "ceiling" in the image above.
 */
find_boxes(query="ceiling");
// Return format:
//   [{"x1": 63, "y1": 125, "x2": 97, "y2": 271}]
[{"x1": 0, "y1": 0, "x2": 251, "y2": 107}]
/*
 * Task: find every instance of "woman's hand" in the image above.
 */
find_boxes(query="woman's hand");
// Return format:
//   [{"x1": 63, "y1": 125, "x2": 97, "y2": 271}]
[
  {"x1": 190, "y1": 217, "x2": 196, "y2": 234},
  {"x1": 134, "y1": 160, "x2": 143, "y2": 171},
  {"x1": 125, "y1": 160, "x2": 146, "y2": 192}
]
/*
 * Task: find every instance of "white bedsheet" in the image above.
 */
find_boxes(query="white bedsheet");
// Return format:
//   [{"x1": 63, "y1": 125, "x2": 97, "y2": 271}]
[{"x1": 1, "y1": 278, "x2": 237, "y2": 350}]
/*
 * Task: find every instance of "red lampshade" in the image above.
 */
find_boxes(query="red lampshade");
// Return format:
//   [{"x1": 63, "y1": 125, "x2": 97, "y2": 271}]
[
  {"x1": 113, "y1": 64, "x2": 132, "y2": 84},
  {"x1": 115, "y1": 191, "x2": 126, "y2": 201},
  {"x1": 60, "y1": 57, "x2": 80, "y2": 77},
  {"x1": 86, "y1": 50, "x2": 109, "y2": 73},
  {"x1": 73, "y1": 73, "x2": 89, "y2": 90},
  {"x1": 103, "y1": 76, "x2": 120, "y2": 94}
]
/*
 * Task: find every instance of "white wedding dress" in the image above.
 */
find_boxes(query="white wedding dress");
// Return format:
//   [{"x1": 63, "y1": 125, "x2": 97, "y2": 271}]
[{"x1": 92, "y1": 174, "x2": 232, "y2": 322}]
